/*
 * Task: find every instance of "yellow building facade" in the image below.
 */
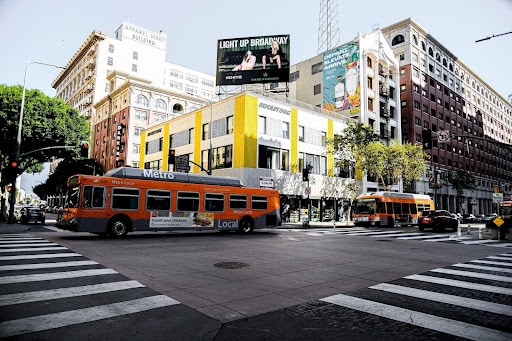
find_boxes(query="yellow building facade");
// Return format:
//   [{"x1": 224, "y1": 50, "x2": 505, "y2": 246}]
[{"x1": 140, "y1": 92, "x2": 354, "y2": 222}]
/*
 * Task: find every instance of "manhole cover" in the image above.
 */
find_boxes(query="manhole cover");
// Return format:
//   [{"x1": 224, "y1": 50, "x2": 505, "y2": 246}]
[{"x1": 214, "y1": 262, "x2": 250, "y2": 269}]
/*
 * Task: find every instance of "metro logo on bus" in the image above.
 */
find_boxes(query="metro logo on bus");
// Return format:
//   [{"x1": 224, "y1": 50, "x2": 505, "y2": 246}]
[{"x1": 143, "y1": 169, "x2": 176, "y2": 180}]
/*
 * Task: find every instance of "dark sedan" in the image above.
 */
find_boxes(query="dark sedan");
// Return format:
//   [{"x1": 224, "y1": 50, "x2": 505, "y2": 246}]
[
  {"x1": 16, "y1": 206, "x2": 46, "y2": 224},
  {"x1": 418, "y1": 210, "x2": 459, "y2": 231}
]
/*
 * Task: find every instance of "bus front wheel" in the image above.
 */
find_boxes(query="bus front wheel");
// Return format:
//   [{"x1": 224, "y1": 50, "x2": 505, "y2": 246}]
[
  {"x1": 109, "y1": 218, "x2": 129, "y2": 237},
  {"x1": 238, "y1": 218, "x2": 254, "y2": 233}
]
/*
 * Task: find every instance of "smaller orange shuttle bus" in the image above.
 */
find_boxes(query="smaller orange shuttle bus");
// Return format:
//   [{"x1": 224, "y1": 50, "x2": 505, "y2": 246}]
[
  {"x1": 353, "y1": 192, "x2": 434, "y2": 228},
  {"x1": 58, "y1": 167, "x2": 281, "y2": 237}
]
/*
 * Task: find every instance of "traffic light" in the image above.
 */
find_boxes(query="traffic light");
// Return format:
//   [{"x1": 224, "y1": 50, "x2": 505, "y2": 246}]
[
  {"x1": 421, "y1": 129, "x2": 432, "y2": 150},
  {"x1": 168, "y1": 149, "x2": 176, "y2": 165},
  {"x1": 2, "y1": 160, "x2": 21, "y2": 181},
  {"x1": 80, "y1": 141, "x2": 89, "y2": 158},
  {"x1": 302, "y1": 168, "x2": 309, "y2": 181}
]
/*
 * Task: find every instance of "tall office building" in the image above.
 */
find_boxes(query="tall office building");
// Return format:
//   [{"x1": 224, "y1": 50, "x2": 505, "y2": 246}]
[
  {"x1": 51, "y1": 22, "x2": 216, "y2": 171},
  {"x1": 289, "y1": 18, "x2": 512, "y2": 214}
]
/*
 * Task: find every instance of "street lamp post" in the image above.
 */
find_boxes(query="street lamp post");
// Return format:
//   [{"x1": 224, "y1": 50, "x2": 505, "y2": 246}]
[{"x1": 7, "y1": 61, "x2": 66, "y2": 223}]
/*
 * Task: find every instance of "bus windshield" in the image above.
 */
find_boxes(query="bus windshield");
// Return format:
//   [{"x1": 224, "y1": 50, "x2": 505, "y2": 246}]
[
  {"x1": 65, "y1": 186, "x2": 80, "y2": 208},
  {"x1": 354, "y1": 199, "x2": 377, "y2": 215}
]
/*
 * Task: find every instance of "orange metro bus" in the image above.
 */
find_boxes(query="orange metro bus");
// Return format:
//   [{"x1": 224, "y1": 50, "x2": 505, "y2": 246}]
[
  {"x1": 353, "y1": 192, "x2": 435, "y2": 228},
  {"x1": 57, "y1": 167, "x2": 281, "y2": 237}
]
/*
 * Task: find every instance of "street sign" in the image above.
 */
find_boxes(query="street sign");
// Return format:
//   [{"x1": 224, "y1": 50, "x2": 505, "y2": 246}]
[
  {"x1": 492, "y1": 192, "x2": 503, "y2": 204},
  {"x1": 437, "y1": 130, "x2": 450, "y2": 143},
  {"x1": 174, "y1": 156, "x2": 190, "y2": 172},
  {"x1": 260, "y1": 177, "x2": 274, "y2": 188}
]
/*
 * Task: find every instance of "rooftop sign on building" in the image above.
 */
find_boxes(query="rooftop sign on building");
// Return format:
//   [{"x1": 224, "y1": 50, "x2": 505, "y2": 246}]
[{"x1": 116, "y1": 22, "x2": 166, "y2": 51}]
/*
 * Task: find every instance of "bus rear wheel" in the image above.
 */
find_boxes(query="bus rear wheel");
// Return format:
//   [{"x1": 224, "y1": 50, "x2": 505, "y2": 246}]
[
  {"x1": 109, "y1": 218, "x2": 129, "y2": 237},
  {"x1": 238, "y1": 218, "x2": 254, "y2": 233}
]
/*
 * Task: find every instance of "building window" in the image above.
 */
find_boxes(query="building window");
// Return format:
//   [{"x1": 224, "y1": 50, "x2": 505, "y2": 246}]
[
  {"x1": 391, "y1": 34, "x2": 405, "y2": 45},
  {"x1": 311, "y1": 62, "x2": 323, "y2": 74},
  {"x1": 282, "y1": 121, "x2": 289, "y2": 139},
  {"x1": 290, "y1": 70, "x2": 300, "y2": 82},
  {"x1": 298, "y1": 126, "x2": 305, "y2": 142},
  {"x1": 313, "y1": 84, "x2": 321, "y2": 95},
  {"x1": 135, "y1": 109, "x2": 147, "y2": 120},
  {"x1": 133, "y1": 51, "x2": 138, "y2": 60},
  {"x1": 107, "y1": 57, "x2": 113, "y2": 66},
  {"x1": 258, "y1": 116, "x2": 266, "y2": 134},
  {"x1": 226, "y1": 116, "x2": 234, "y2": 134},
  {"x1": 108, "y1": 44, "x2": 114, "y2": 53},
  {"x1": 202, "y1": 123, "x2": 209, "y2": 140},
  {"x1": 134, "y1": 127, "x2": 143, "y2": 136},
  {"x1": 133, "y1": 144, "x2": 140, "y2": 154},
  {"x1": 132, "y1": 64, "x2": 137, "y2": 72},
  {"x1": 136, "y1": 94, "x2": 149, "y2": 107},
  {"x1": 155, "y1": 99, "x2": 167, "y2": 112}
]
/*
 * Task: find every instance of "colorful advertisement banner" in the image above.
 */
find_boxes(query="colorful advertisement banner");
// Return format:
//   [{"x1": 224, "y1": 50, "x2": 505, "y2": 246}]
[
  {"x1": 322, "y1": 42, "x2": 361, "y2": 115},
  {"x1": 216, "y1": 34, "x2": 290, "y2": 86}
]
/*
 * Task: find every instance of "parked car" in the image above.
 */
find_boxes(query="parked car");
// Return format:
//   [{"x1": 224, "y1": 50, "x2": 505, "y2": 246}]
[
  {"x1": 482, "y1": 213, "x2": 498, "y2": 222},
  {"x1": 462, "y1": 214, "x2": 476, "y2": 223},
  {"x1": 16, "y1": 206, "x2": 46, "y2": 224},
  {"x1": 475, "y1": 214, "x2": 485, "y2": 222},
  {"x1": 418, "y1": 210, "x2": 459, "y2": 231}
]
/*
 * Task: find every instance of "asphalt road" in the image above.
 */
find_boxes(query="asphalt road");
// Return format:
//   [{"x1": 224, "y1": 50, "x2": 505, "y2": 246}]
[{"x1": 1, "y1": 220, "x2": 511, "y2": 340}]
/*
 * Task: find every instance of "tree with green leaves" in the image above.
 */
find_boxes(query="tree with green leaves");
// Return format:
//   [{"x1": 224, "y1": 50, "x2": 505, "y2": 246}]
[
  {"x1": 33, "y1": 158, "x2": 103, "y2": 200},
  {"x1": 360, "y1": 140, "x2": 429, "y2": 191},
  {"x1": 0, "y1": 84, "x2": 90, "y2": 175},
  {"x1": 447, "y1": 169, "x2": 476, "y2": 213}
]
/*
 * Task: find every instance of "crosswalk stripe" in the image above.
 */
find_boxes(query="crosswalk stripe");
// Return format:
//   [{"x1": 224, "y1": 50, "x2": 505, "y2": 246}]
[
  {"x1": 0, "y1": 260, "x2": 99, "y2": 271},
  {"x1": 0, "y1": 237, "x2": 43, "y2": 241},
  {"x1": 370, "y1": 283, "x2": 512, "y2": 316},
  {"x1": 0, "y1": 243, "x2": 58, "y2": 248},
  {"x1": 0, "y1": 246, "x2": 67, "y2": 253},
  {"x1": 0, "y1": 240, "x2": 49, "y2": 244},
  {"x1": 488, "y1": 256, "x2": 512, "y2": 261},
  {"x1": 405, "y1": 274, "x2": 512, "y2": 295},
  {"x1": 397, "y1": 234, "x2": 448, "y2": 240},
  {"x1": 321, "y1": 294, "x2": 511, "y2": 341},
  {"x1": 459, "y1": 240, "x2": 502, "y2": 245},
  {"x1": 471, "y1": 259, "x2": 512, "y2": 267},
  {"x1": 0, "y1": 295, "x2": 180, "y2": 338},
  {"x1": 0, "y1": 280, "x2": 145, "y2": 306},
  {"x1": 452, "y1": 263, "x2": 512, "y2": 274},
  {"x1": 370, "y1": 232, "x2": 423, "y2": 238},
  {"x1": 0, "y1": 268, "x2": 118, "y2": 284},
  {"x1": 430, "y1": 268, "x2": 512, "y2": 282},
  {"x1": 0, "y1": 252, "x2": 81, "y2": 260},
  {"x1": 346, "y1": 230, "x2": 402, "y2": 236}
]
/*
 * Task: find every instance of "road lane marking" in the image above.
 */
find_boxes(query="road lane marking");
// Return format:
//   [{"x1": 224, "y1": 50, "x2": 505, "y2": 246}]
[
  {"x1": 0, "y1": 295, "x2": 181, "y2": 338},
  {"x1": 0, "y1": 243, "x2": 59, "y2": 248},
  {"x1": 430, "y1": 268, "x2": 512, "y2": 282},
  {"x1": 321, "y1": 294, "x2": 511, "y2": 341},
  {"x1": 370, "y1": 283, "x2": 512, "y2": 316},
  {"x1": 0, "y1": 247, "x2": 67, "y2": 253},
  {"x1": 405, "y1": 274, "x2": 512, "y2": 295},
  {"x1": 0, "y1": 260, "x2": 98, "y2": 271},
  {"x1": 0, "y1": 252, "x2": 81, "y2": 260},
  {"x1": 0, "y1": 280, "x2": 145, "y2": 306},
  {"x1": 452, "y1": 263, "x2": 512, "y2": 274},
  {"x1": 0, "y1": 268, "x2": 118, "y2": 284}
]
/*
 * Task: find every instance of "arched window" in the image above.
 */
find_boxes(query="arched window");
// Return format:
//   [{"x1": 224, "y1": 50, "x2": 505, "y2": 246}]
[
  {"x1": 435, "y1": 53, "x2": 440, "y2": 62},
  {"x1": 412, "y1": 35, "x2": 418, "y2": 45},
  {"x1": 155, "y1": 99, "x2": 167, "y2": 112},
  {"x1": 421, "y1": 41, "x2": 426, "y2": 51},
  {"x1": 442, "y1": 58, "x2": 447, "y2": 67},
  {"x1": 173, "y1": 103, "x2": 183, "y2": 113},
  {"x1": 449, "y1": 63, "x2": 454, "y2": 72},
  {"x1": 136, "y1": 94, "x2": 149, "y2": 107},
  {"x1": 367, "y1": 56, "x2": 373, "y2": 68},
  {"x1": 391, "y1": 34, "x2": 405, "y2": 46},
  {"x1": 428, "y1": 47, "x2": 434, "y2": 57}
]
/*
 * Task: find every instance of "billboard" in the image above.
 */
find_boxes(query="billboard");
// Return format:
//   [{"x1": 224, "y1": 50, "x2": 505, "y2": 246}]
[
  {"x1": 322, "y1": 42, "x2": 361, "y2": 115},
  {"x1": 216, "y1": 34, "x2": 290, "y2": 86}
]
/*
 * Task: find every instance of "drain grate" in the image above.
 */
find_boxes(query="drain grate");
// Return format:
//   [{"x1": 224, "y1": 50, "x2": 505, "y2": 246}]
[{"x1": 214, "y1": 262, "x2": 250, "y2": 269}]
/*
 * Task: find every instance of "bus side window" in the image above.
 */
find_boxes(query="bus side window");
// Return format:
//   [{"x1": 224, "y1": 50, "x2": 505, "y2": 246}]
[
  {"x1": 82, "y1": 186, "x2": 93, "y2": 207},
  {"x1": 112, "y1": 188, "x2": 139, "y2": 210},
  {"x1": 251, "y1": 196, "x2": 268, "y2": 210},
  {"x1": 378, "y1": 201, "x2": 386, "y2": 214},
  {"x1": 205, "y1": 193, "x2": 224, "y2": 212},
  {"x1": 386, "y1": 202, "x2": 393, "y2": 215},
  {"x1": 229, "y1": 194, "x2": 247, "y2": 209},
  {"x1": 177, "y1": 192, "x2": 200, "y2": 211},
  {"x1": 92, "y1": 187, "x2": 106, "y2": 208},
  {"x1": 147, "y1": 190, "x2": 171, "y2": 211}
]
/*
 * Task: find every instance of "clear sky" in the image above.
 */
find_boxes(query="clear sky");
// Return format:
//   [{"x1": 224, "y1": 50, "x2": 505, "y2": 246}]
[{"x1": 1, "y1": 0, "x2": 511, "y2": 195}]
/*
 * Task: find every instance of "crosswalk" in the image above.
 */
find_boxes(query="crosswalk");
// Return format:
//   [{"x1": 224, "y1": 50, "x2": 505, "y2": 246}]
[
  {"x1": 320, "y1": 252, "x2": 512, "y2": 340},
  {"x1": 284, "y1": 227, "x2": 512, "y2": 247},
  {"x1": 0, "y1": 233, "x2": 181, "y2": 338}
]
